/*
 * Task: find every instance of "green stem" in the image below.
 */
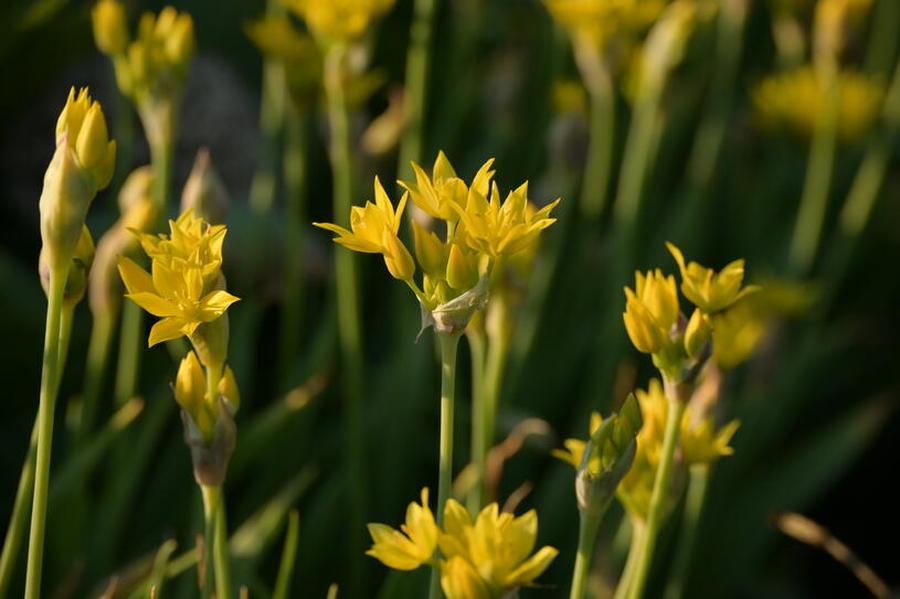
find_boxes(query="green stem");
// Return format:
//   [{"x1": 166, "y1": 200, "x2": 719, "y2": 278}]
[
  {"x1": 278, "y1": 107, "x2": 308, "y2": 383},
  {"x1": 0, "y1": 300, "x2": 75, "y2": 597},
  {"x1": 569, "y1": 509, "x2": 603, "y2": 599},
  {"x1": 613, "y1": 521, "x2": 645, "y2": 599},
  {"x1": 397, "y1": 0, "x2": 438, "y2": 176},
  {"x1": 789, "y1": 64, "x2": 839, "y2": 275},
  {"x1": 662, "y1": 464, "x2": 710, "y2": 599},
  {"x1": 324, "y1": 45, "x2": 367, "y2": 596},
  {"x1": 579, "y1": 62, "x2": 616, "y2": 220},
  {"x1": 627, "y1": 382, "x2": 687, "y2": 599},
  {"x1": 80, "y1": 309, "x2": 115, "y2": 440},
  {"x1": 478, "y1": 324, "x2": 508, "y2": 505},
  {"x1": 201, "y1": 485, "x2": 218, "y2": 599},
  {"x1": 466, "y1": 328, "x2": 487, "y2": 514},
  {"x1": 214, "y1": 492, "x2": 232, "y2": 599},
  {"x1": 429, "y1": 332, "x2": 460, "y2": 599},
  {"x1": 24, "y1": 265, "x2": 69, "y2": 599}
]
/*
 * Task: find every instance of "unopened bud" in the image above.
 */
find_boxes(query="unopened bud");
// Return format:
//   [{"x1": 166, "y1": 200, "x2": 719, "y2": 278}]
[
  {"x1": 412, "y1": 220, "x2": 446, "y2": 278},
  {"x1": 446, "y1": 244, "x2": 478, "y2": 291},
  {"x1": 92, "y1": 0, "x2": 129, "y2": 56},
  {"x1": 181, "y1": 149, "x2": 229, "y2": 224},
  {"x1": 381, "y1": 230, "x2": 416, "y2": 281}
]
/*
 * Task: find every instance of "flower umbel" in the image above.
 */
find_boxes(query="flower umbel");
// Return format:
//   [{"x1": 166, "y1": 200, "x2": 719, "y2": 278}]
[
  {"x1": 286, "y1": 0, "x2": 396, "y2": 44},
  {"x1": 118, "y1": 210, "x2": 239, "y2": 347}
]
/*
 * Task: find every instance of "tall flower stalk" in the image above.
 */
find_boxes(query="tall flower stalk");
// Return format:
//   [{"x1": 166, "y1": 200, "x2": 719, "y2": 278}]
[
  {"x1": 398, "y1": 0, "x2": 438, "y2": 175},
  {"x1": 26, "y1": 88, "x2": 115, "y2": 599}
]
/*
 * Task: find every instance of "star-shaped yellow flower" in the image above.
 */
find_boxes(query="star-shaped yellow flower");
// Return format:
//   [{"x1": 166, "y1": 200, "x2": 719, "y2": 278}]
[
  {"x1": 666, "y1": 242, "x2": 758, "y2": 314},
  {"x1": 366, "y1": 488, "x2": 439, "y2": 570}
]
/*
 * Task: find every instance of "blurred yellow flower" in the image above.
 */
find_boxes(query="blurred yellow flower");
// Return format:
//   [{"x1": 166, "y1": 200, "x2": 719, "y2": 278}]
[
  {"x1": 287, "y1": 0, "x2": 396, "y2": 44},
  {"x1": 366, "y1": 488, "x2": 438, "y2": 570},
  {"x1": 543, "y1": 0, "x2": 667, "y2": 49},
  {"x1": 753, "y1": 66, "x2": 885, "y2": 141},
  {"x1": 92, "y1": 0, "x2": 129, "y2": 56},
  {"x1": 438, "y1": 499, "x2": 558, "y2": 596},
  {"x1": 440, "y1": 555, "x2": 491, "y2": 599},
  {"x1": 667, "y1": 242, "x2": 758, "y2": 315},
  {"x1": 552, "y1": 411, "x2": 603, "y2": 471},
  {"x1": 622, "y1": 269, "x2": 679, "y2": 354}
]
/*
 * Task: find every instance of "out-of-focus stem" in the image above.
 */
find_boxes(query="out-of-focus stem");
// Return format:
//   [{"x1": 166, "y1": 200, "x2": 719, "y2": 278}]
[
  {"x1": 479, "y1": 321, "x2": 508, "y2": 505},
  {"x1": 569, "y1": 507, "x2": 603, "y2": 599},
  {"x1": 324, "y1": 44, "x2": 367, "y2": 595},
  {"x1": 80, "y1": 309, "x2": 115, "y2": 439},
  {"x1": 575, "y1": 46, "x2": 615, "y2": 220},
  {"x1": 662, "y1": 463, "x2": 710, "y2": 599},
  {"x1": 429, "y1": 331, "x2": 460, "y2": 599},
  {"x1": 627, "y1": 381, "x2": 687, "y2": 599},
  {"x1": 278, "y1": 106, "x2": 308, "y2": 383},
  {"x1": 613, "y1": 520, "x2": 645, "y2": 599},
  {"x1": 397, "y1": 0, "x2": 438, "y2": 176},
  {"x1": 24, "y1": 266, "x2": 69, "y2": 599},
  {"x1": 789, "y1": 63, "x2": 839, "y2": 275},
  {"x1": 466, "y1": 327, "x2": 486, "y2": 513}
]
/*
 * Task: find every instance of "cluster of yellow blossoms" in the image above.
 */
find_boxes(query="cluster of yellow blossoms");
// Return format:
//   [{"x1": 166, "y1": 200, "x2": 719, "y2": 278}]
[
  {"x1": 285, "y1": 0, "x2": 396, "y2": 45},
  {"x1": 118, "y1": 210, "x2": 240, "y2": 456},
  {"x1": 367, "y1": 489, "x2": 558, "y2": 599},
  {"x1": 622, "y1": 242, "x2": 759, "y2": 377},
  {"x1": 315, "y1": 152, "x2": 559, "y2": 333},
  {"x1": 543, "y1": 0, "x2": 668, "y2": 50}
]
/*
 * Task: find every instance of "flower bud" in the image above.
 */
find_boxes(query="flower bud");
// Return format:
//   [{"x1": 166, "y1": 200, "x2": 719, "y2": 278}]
[
  {"x1": 218, "y1": 366, "x2": 240, "y2": 414},
  {"x1": 40, "y1": 225, "x2": 95, "y2": 307},
  {"x1": 446, "y1": 244, "x2": 478, "y2": 291},
  {"x1": 175, "y1": 351, "x2": 214, "y2": 436},
  {"x1": 684, "y1": 308, "x2": 711, "y2": 359},
  {"x1": 381, "y1": 230, "x2": 416, "y2": 281},
  {"x1": 92, "y1": 0, "x2": 129, "y2": 56},
  {"x1": 181, "y1": 149, "x2": 229, "y2": 224},
  {"x1": 181, "y1": 395, "x2": 236, "y2": 486},
  {"x1": 76, "y1": 103, "x2": 116, "y2": 190},
  {"x1": 623, "y1": 288, "x2": 668, "y2": 354},
  {"x1": 118, "y1": 165, "x2": 155, "y2": 213},
  {"x1": 165, "y1": 12, "x2": 195, "y2": 71},
  {"x1": 412, "y1": 220, "x2": 446, "y2": 278}
]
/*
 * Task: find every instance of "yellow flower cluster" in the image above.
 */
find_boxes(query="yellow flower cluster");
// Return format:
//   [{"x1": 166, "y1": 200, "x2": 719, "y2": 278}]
[
  {"x1": 315, "y1": 152, "x2": 559, "y2": 332},
  {"x1": 118, "y1": 210, "x2": 239, "y2": 348},
  {"x1": 286, "y1": 0, "x2": 396, "y2": 44},
  {"x1": 40, "y1": 88, "x2": 116, "y2": 273},
  {"x1": 556, "y1": 379, "x2": 738, "y2": 520},
  {"x1": 92, "y1": 1, "x2": 194, "y2": 107},
  {"x1": 367, "y1": 489, "x2": 558, "y2": 599},
  {"x1": 175, "y1": 350, "x2": 240, "y2": 442},
  {"x1": 244, "y1": 15, "x2": 322, "y2": 110},
  {"x1": 753, "y1": 66, "x2": 885, "y2": 141},
  {"x1": 623, "y1": 242, "x2": 759, "y2": 375},
  {"x1": 543, "y1": 0, "x2": 667, "y2": 50}
]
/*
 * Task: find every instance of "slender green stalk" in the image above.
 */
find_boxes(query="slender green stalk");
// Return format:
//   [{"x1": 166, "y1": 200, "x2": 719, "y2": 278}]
[
  {"x1": 466, "y1": 327, "x2": 487, "y2": 513},
  {"x1": 272, "y1": 511, "x2": 300, "y2": 599},
  {"x1": 429, "y1": 332, "x2": 461, "y2": 599},
  {"x1": 569, "y1": 509, "x2": 603, "y2": 599},
  {"x1": 789, "y1": 64, "x2": 839, "y2": 275},
  {"x1": 278, "y1": 107, "x2": 308, "y2": 383},
  {"x1": 0, "y1": 300, "x2": 75, "y2": 597},
  {"x1": 115, "y1": 136, "x2": 172, "y2": 405},
  {"x1": 579, "y1": 61, "x2": 616, "y2": 219},
  {"x1": 627, "y1": 385, "x2": 687, "y2": 599},
  {"x1": 24, "y1": 266, "x2": 69, "y2": 599},
  {"x1": 324, "y1": 45, "x2": 367, "y2": 595},
  {"x1": 663, "y1": 464, "x2": 710, "y2": 599},
  {"x1": 200, "y1": 485, "x2": 218, "y2": 599},
  {"x1": 214, "y1": 493, "x2": 232, "y2": 599},
  {"x1": 397, "y1": 0, "x2": 438, "y2": 175},
  {"x1": 80, "y1": 309, "x2": 115, "y2": 439},
  {"x1": 478, "y1": 321, "x2": 509, "y2": 505},
  {"x1": 613, "y1": 521, "x2": 645, "y2": 599}
]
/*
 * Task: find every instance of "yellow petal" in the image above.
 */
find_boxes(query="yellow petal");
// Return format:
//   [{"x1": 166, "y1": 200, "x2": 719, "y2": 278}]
[
  {"x1": 504, "y1": 545, "x2": 559, "y2": 587},
  {"x1": 148, "y1": 317, "x2": 187, "y2": 346},
  {"x1": 125, "y1": 292, "x2": 178, "y2": 317},
  {"x1": 117, "y1": 256, "x2": 154, "y2": 295}
]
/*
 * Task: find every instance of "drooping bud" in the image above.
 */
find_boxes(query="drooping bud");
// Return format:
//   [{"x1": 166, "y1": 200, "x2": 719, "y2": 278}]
[
  {"x1": 412, "y1": 220, "x2": 446, "y2": 278},
  {"x1": 381, "y1": 230, "x2": 416, "y2": 281},
  {"x1": 684, "y1": 308, "x2": 711, "y2": 359},
  {"x1": 181, "y1": 149, "x2": 229, "y2": 224},
  {"x1": 446, "y1": 244, "x2": 478, "y2": 291},
  {"x1": 174, "y1": 351, "x2": 214, "y2": 437},
  {"x1": 218, "y1": 366, "x2": 240, "y2": 414}
]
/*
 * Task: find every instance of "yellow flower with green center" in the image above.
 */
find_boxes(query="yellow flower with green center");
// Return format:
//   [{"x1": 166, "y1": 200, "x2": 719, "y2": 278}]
[
  {"x1": 401, "y1": 152, "x2": 495, "y2": 223},
  {"x1": 752, "y1": 66, "x2": 885, "y2": 142},
  {"x1": 118, "y1": 210, "x2": 239, "y2": 347},
  {"x1": 286, "y1": 0, "x2": 396, "y2": 44},
  {"x1": 366, "y1": 488, "x2": 439, "y2": 570},
  {"x1": 438, "y1": 499, "x2": 558, "y2": 597},
  {"x1": 622, "y1": 269, "x2": 679, "y2": 354},
  {"x1": 454, "y1": 181, "x2": 560, "y2": 259},
  {"x1": 666, "y1": 242, "x2": 758, "y2": 315}
]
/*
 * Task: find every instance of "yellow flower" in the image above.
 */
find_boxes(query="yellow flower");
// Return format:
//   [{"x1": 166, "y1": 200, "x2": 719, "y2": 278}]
[
  {"x1": 753, "y1": 66, "x2": 884, "y2": 141},
  {"x1": 455, "y1": 181, "x2": 560, "y2": 259},
  {"x1": 552, "y1": 411, "x2": 603, "y2": 471},
  {"x1": 543, "y1": 0, "x2": 667, "y2": 49},
  {"x1": 313, "y1": 177, "x2": 415, "y2": 280},
  {"x1": 366, "y1": 488, "x2": 439, "y2": 570},
  {"x1": 622, "y1": 269, "x2": 679, "y2": 354},
  {"x1": 438, "y1": 500, "x2": 558, "y2": 595},
  {"x1": 666, "y1": 242, "x2": 758, "y2": 314},
  {"x1": 40, "y1": 88, "x2": 116, "y2": 273},
  {"x1": 92, "y1": 0, "x2": 129, "y2": 56},
  {"x1": 287, "y1": 0, "x2": 396, "y2": 44},
  {"x1": 118, "y1": 210, "x2": 239, "y2": 347},
  {"x1": 400, "y1": 152, "x2": 495, "y2": 223},
  {"x1": 440, "y1": 555, "x2": 491, "y2": 599}
]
